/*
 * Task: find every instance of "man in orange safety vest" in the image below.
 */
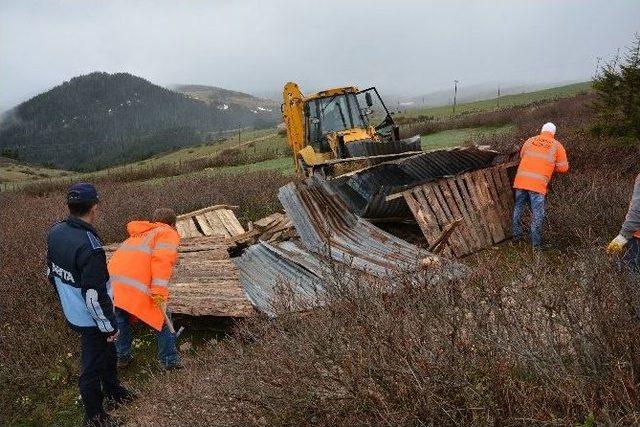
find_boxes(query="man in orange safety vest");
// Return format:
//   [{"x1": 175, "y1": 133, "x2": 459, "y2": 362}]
[
  {"x1": 108, "y1": 208, "x2": 182, "y2": 369},
  {"x1": 512, "y1": 122, "x2": 569, "y2": 248}
]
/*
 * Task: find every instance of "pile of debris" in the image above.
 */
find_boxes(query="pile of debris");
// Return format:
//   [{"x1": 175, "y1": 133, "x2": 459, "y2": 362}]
[{"x1": 107, "y1": 146, "x2": 517, "y2": 318}]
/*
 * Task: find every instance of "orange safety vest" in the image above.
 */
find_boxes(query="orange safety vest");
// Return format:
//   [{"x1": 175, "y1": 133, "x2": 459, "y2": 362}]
[
  {"x1": 513, "y1": 131, "x2": 569, "y2": 195},
  {"x1": 109, "y1": 221, "x2": 180, "y2": 331}
]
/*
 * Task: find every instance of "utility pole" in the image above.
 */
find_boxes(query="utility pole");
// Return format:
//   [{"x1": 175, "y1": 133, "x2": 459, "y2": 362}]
[
  {"x1": 452, "y1": 80, "x2": 459, "y2": 114},
  {"x1": 497, "y1": 86, "x2": 501, "y2": 107},
  {"x1": 237, "y1": 122, "x2": 241, "y2": 147}
]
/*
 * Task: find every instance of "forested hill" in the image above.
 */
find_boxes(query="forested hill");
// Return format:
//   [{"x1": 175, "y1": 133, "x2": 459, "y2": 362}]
[{"x1": 0, "y1": 72, "x2": 278, "y2": 171}]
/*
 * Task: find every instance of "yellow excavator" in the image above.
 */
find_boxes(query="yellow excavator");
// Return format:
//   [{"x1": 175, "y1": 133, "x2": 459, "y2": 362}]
[{"x1": 282, "y1": 82, "x2": 422, "y2": 177}]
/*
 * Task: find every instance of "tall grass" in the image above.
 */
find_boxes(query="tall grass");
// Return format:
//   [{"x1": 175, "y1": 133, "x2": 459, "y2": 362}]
[
  {"x1": 119, "y1": 94, "x2": 640, "y2": 426},
  {"x1": 0, "y1": 171, "x2": 290, "y2": 424}
]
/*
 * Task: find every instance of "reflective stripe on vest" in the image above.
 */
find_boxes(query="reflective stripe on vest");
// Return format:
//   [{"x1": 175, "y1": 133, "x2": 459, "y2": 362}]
[
  {"x1": 522, "y1": 140, "x2": 558, "y2": 163},
  {"x1": 151, "y1": 278, "x2": 169, "y2": 287},
  {"x1": 155, "y1": 242, "x2": 178, "y2": 251},
  {"x1": 515, "y1": 170, "x2": 549, "y2": 183},
  {"x1": 116, "y1": 228, "x2": 163, "y2": 255},
  {"x1": 111, "y1": 274, "x2": 150, "y2": 295}
]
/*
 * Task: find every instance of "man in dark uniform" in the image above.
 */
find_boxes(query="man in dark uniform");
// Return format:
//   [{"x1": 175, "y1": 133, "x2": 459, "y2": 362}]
[{"x1": 47, "y1": 183, "x2": 133, "y2": 426}]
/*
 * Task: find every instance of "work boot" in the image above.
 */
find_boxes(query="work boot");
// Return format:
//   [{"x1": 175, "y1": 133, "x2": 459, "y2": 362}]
[
  {"x1": 116, "y1": 355, "x2": 132, "y2": 368},
  {"x1": 533, "y1": 243, "x2": 552, "y2": 251},
  {"x1": 163, "y1": 360, "x2": 184, "y2": 370},
  {"x1": 104, "y1": 387, "x2": 137, "y2": 411},
  {"x1": 83, "y1": 412, "x2": 119, "y2": 427}
]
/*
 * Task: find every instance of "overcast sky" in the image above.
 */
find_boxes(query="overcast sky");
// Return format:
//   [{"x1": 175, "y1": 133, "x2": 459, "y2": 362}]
[{"x1": 1, "y1": 0, "x2": 639, "y2": 110}]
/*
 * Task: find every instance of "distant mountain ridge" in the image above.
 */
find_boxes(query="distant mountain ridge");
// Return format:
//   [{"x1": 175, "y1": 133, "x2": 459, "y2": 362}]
[
  {"x1": 0, "y1": 72, "x2": 279, "y2": 171},
  {"x1": 173, "y1": 84, "x2": 278, "y2": 112}
]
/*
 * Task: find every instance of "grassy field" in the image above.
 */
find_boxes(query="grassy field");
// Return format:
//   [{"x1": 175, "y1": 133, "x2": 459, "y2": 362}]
[
  {"x1": 399, "y1": 81, "x2": 592, "y2": 119},
  {"x1": 421, "y1": 125, "x2": 514, "y2": 151},
  {"x1": 0, "y1": 157, "x2": 71, "y2": 185}
]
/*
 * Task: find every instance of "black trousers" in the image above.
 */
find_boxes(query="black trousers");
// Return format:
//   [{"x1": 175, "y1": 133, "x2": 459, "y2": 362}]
[{"x1": 79, "y1": 328, "x2": 123, "y2": 420}]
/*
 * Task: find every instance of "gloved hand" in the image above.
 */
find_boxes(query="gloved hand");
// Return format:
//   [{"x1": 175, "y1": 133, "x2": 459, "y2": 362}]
[
  {"x1": 152, "y1": 295, "x2": 166, "y2": 308},
  {"x1": 607, "y1": 234, "x2": 628, "y2": 254}
]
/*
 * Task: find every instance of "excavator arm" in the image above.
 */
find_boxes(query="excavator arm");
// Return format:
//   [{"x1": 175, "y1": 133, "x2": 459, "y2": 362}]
[{"x1": 282, "y1": 82, "x2": 305, "y2": 172}]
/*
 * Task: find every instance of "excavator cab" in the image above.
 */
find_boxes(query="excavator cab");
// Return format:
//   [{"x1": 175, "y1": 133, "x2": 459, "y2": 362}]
[{"x1": 282, "y1": 82, "x2": 422, "y2": 177}]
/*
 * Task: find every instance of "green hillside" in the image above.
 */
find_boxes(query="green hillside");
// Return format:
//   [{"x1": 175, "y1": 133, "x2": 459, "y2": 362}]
[
  {"x1": 0, "y1": 72, "x2": 279, "y2": 171},
  {"x1": 399, "y1": 82, "x2": 592, "y2": 119},
  {"x1": 0, "y1": 81, "x2": 593, "y2": 191}
]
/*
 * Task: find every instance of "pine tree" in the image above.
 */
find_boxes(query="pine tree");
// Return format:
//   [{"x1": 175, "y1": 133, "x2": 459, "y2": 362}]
[{"x1": 593, "y1": 33, "x2": 640, "y2": 140}]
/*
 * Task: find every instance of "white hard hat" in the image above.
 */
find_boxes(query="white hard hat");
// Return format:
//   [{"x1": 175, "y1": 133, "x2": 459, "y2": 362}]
[{"x1": 541, "y1": 122, "x2": 556, "y2": 135}]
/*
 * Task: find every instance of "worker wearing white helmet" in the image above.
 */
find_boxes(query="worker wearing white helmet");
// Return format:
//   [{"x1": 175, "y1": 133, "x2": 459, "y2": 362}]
[{"x1": 512, "y1": 122, "x2": 569, "y2": 248}]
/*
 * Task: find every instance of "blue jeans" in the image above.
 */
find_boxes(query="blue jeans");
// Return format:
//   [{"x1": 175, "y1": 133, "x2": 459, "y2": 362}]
[
  {"x1": 114, "y1": 307, "x2": 180, "y2": 367},
  {"x1": 512, "y1": 189, "x2": 546, "y2": 247},
  {"x1": 621, "y1": 237, "x2": 640, "y2": 277}
]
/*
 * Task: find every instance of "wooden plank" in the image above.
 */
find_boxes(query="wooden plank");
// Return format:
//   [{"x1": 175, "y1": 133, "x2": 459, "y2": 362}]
[
  {"x1": 472, "y1": 170, "x2": 504, "y2": 243},
  {"x1": 431, "y1": 182, "x2": 470, "y2": 255},
  {"x1": 217, "y1": 209, "x2": 246, "y2": 236},
  {"x1": 474, "y1": 171, "x2": 505, "y2": 243},
  {"x1": 421, "y1": 185, "x2": 463, "y2": 257},
  {"x1": 453, "y1": 173, "x2": 487, "y2": 249},
  {"x1": 490, "y1": 167, "x2": 514, "y2": 235},
  {"x1": 436, "y1": 180, "x2": 473, "y2": 254},
  {"x1": 403, "y1": 192, "x2": 439, "y2": 247},
  {"x1": 460, "y1": 173, "x2": 493, "y2": 247},
  {"x1": 185, "y1": 218, "x2": 202, "y2": 238},
  {"x1": 482, "y1": 169, "x2": 504, "y2": 225},
  {"x1": 407, "y1": 190, "x2": 452, "y2": 258},
  {"x1": 195, "y1": 214, "x2": 214, "y2": 236},
  {"x1": 203, "y1": 210, "x2": 231, "y2": 238},
  {"x1": 486, "y1": 167, "x2": 508, "y2": 231},
  {"x1": 446, "y1": 177, "x2": 482, "y2": 252},
  {"x1": 176, "y1": 204, "x2": 239, "y2": 220},
  {"x1": 499, "y1": 167, "x2": 515, "y2": 211}
]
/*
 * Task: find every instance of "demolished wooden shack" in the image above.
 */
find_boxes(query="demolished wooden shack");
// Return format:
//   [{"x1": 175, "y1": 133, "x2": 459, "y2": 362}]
[
  {"x1": 234, "y1": 180, "x2": 466, "y2": 316},
  {"x1": 396, "y1": 162, "x2": 517, "y2": 257}
]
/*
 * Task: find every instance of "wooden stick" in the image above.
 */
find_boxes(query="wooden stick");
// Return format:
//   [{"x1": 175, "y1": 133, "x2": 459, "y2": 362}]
[
  {"x1": 429, "y1": 218, "x2": 463, "y2": 254},
  {"x1": 161, "y1": 303, "x2": 176, "y2": 334}
]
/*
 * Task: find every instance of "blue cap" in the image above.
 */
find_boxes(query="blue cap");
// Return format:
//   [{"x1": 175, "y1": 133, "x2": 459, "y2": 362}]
[{"x1": 67, "y1": 183, "x2": 99, "y2": 204}]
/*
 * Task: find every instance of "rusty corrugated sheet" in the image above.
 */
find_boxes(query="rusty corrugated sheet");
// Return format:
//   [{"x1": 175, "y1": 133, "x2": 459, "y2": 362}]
[
  {"x1": 278, "y1": 179, "x2": 439, "y2": 277},
  {"x1": 235, "y1": 239, "x2": 328, "y2": 317},
  {"x1": 326, "y1": 146, "x2": 501, "y2": 218},
  {"x1": 175, "y1": 205, "x2": 245, "y2": 239},
  {"x1": 346, "y1": 136, "x2": 422, "y2": 157}
]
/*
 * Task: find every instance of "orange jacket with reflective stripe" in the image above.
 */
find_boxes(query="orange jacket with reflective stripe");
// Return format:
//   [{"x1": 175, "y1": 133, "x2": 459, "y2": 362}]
[
  {"x1": 513, "y1": 131, "x2": 568, "y2": 195},
  {"x1": 109, "y1": 221, "x2": 180, "y2": 331}
]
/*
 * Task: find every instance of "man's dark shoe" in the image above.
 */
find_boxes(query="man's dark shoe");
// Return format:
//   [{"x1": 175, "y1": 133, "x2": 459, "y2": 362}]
[
  {"x1": 163, "y1": 360, "x2": 184, "y2": 370},
  {"x1": 533, "y1": 243, "x2": 552, "y2": 251},
  {"x1": 83, "y1": 412, "x2": 119, "y2": 427},
  {"x1": 104, "y1": 388, "x2": 137, "y2": 411},
  {"x1": 117, "y1": 355, "x2": 132, "y2": 368}
]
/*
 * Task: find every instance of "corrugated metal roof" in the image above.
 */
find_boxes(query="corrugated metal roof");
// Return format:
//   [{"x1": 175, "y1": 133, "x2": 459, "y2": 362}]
[
  {"x1": 326, "y1": 146, "x2": 501, "y2": 218},
  {"x1": 346, "y1": 136, "x2": 422, "y2": 157},
  {"x1": 278, "y1": 179, "x2": 442, "y2": 277},
  {"x1": 235, "y1": 240, "x2": 328, "y2": 317}
]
